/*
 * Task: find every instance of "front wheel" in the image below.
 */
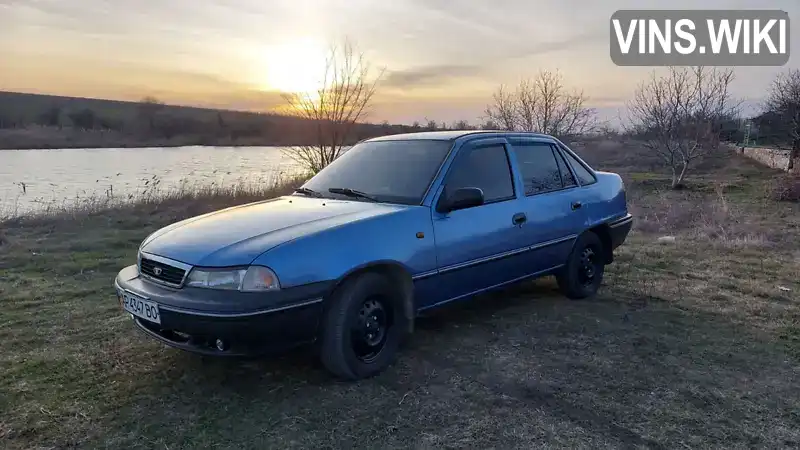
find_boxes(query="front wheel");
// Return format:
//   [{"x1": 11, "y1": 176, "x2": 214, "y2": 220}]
[
  {"x1": 556, "y1": 232, "x2": 605, "y2": 299},
  {"x1": 319, "y1": 272, "x2": 404, "y2": 380}
]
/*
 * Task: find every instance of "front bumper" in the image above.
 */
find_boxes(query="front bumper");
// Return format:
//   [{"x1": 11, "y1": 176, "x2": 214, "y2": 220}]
[{"x1": 114, "y1": 265, "x2": 331, "y2": 356}]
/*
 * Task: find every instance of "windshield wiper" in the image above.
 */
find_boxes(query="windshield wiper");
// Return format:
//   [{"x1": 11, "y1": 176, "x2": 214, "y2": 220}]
[
  {"x1": 328, "y1": 187, "x2": 379, "y2": 202},
  {"x1": 294, "y1": 187, "x2": 323, "y2": 198}
]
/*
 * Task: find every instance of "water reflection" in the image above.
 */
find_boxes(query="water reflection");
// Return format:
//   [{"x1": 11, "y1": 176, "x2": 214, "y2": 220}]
[{"x1": 0, "y1": 146, "x2": 306, "y2": 214}]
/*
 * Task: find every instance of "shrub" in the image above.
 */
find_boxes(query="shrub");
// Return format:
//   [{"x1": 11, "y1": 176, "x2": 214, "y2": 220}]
[{"x1": 769, "y1": 173, "x2": 800, "y2": 202}]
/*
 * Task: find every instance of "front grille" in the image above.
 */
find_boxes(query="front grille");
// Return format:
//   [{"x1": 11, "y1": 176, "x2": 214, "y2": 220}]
[{"x1": 140, "y1": 258, "x2": 186, "y2": 286}]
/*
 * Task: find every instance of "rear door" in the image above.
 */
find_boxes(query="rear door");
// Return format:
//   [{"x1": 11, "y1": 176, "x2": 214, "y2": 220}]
[{"x1": 507, "y1": 139, "x2": 588, "y2": 273}]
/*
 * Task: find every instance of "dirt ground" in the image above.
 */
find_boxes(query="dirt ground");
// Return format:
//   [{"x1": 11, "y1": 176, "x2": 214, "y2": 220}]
[{"x1": 1, "y1": 139, "x2": 798, "y2": 449}]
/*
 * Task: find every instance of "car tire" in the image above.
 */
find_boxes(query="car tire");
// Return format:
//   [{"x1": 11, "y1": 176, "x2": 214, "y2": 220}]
[
  {"x1": 319, "y1": 272, "x2": 404, "y2": 380},
  {"x1": 556, "y1": 231, "x2": 605, "y2": 300}
]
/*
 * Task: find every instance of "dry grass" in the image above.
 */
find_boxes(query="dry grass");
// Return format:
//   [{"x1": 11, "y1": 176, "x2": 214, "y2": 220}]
[
  {"x1": 1, "y1": 140, "x2": 799, "y2": 449},
  {"x1": 1, "y1": 173, "x2": 308, "y2": 226},
  {"x1": 769, "y1": 173, "x2": 800, "y2": 203}
]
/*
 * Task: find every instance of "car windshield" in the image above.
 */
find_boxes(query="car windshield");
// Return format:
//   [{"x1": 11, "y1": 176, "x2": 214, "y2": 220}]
[{"x1": 299, "y1": 139, "x2": 453, "y2": 205}]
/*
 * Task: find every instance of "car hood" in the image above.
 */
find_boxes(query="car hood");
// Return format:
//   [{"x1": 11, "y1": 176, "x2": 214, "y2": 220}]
[{"x1": 140, "y1": 196, "x2": 408, "y2": 266}]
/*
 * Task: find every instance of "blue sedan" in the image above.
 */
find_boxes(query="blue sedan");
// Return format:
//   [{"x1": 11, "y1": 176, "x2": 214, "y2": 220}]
[{"x1": 114, "y1": 131, "x2": 633, "y2": 380}]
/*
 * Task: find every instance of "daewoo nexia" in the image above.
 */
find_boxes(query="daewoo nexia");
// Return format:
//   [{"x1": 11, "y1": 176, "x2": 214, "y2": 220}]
[{"x1": 114, "y1": 131, "x2": 633, "y2": 380}]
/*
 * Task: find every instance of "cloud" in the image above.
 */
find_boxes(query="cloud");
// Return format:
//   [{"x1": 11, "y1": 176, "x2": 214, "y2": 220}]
[
  {"x1": 0, "y1": 49, "x2": 287, "y2": 111},
  {"x1": 381, "y1": 31, "x2": 602, "y2": 89},
  {"x1": 405, "y1": 0, "x2": 516, "y2": 42},
  {"x1": 382, "y1": 64, "x2": 484, "y2": 88}
]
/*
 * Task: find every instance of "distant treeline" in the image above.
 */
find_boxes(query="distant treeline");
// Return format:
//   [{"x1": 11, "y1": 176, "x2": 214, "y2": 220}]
[
  {"x1": 745, "y1": 111, "x2": 800, "y2": 149},
  {"x1": 0, "y1": 91, "x2": 478, "y2": 149}
]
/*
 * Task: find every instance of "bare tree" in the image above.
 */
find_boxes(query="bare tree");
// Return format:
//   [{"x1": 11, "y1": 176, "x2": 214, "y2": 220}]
[
  {"x1": 68, "y1": 108, "x2": 97, "y2": 130},
  {"x1": 596, "y1": 122, "x2": 621, "y2": 138},
  {"x1": 137, "y1": 96, "x2": 165, "y2": 133},
  {"x1": 486, "y1": 85, "x2": 517, "y2": 131},
  {"x1": 37, "y1": 105, "x2": 62, "y2": 128},
  {"x1": 627, "y1": 66, "x2": 738, "y2": 189},
  {"x1": 451, "y1": 119, "x2": 473, "y2": 130},
  {"x1": 479, "y1": 119, "x2": 499, "y2": 130},
  {"x1": 764, "y1": 69, "x2": 800, "y2": 171},
  {"x1": 484, "y1": 70, "x2": 596, "y2": 138},
  {"x1": 283, "y1": 40, "x2": 384, "y2": 174}
]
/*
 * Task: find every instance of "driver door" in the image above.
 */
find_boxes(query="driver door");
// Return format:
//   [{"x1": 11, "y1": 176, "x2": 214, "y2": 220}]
[{"x1": 424, "y1": 139, "x2": 529, "y2": 307}]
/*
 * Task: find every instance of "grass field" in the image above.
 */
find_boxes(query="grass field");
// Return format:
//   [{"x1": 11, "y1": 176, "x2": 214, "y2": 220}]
[{"x1": 1, "y1": 139, "x2": 798, "y2": 449}]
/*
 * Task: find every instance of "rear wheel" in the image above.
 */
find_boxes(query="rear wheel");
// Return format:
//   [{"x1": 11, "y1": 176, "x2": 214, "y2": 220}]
[
  {"x1": 556, "y1": 232, "x2": 605, "y2": 299},
  {"x1": 319, "y1": 272, "x2": 404, "y2": 380}
]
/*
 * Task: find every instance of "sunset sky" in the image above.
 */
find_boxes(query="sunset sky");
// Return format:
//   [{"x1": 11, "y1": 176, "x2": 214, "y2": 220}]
[{"x1": 1, "y1": 0, "x2": 798, "y2": 125}]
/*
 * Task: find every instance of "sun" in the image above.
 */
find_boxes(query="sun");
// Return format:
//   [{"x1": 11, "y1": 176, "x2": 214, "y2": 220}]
[{"x1": 260, "y1": 38, "x2": 329, "y2": 94}]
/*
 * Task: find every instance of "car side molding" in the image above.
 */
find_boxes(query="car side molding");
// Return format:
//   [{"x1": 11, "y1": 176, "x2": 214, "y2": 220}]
[
  {"x1": 417, "y1": 263, "x2": 566, "y2": 312},
  {"x1": 411, "y1": 234, "x2": 577, "y2": 281}
]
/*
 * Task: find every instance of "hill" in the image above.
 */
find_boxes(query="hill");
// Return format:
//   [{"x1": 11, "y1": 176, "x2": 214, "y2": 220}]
[{"x1": 0, "y1": 91, "x2": 416, "y2": 149}]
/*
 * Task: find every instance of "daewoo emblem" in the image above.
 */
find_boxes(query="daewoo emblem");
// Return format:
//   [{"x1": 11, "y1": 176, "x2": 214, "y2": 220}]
[{"x1": 153, "y1": 266, "x2": 163, "y2": 276}]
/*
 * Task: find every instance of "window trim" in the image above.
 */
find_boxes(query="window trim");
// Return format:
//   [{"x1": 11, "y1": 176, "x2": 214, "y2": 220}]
[
  {"x1": 417, "y1": 140, "x2": 458, "y2": 205},
  {"x1": 437, "y1": 140, "x2": 517, "y2": 210},
  {"x1": 555, "y1": 143, "x2": 598, "y2": 186},
  {"x1": 508, "y1": 140, "x2": 580, "y2": 198},
  {"x1": 551, "y1": 144, "x2": 579, "y2": 189}
]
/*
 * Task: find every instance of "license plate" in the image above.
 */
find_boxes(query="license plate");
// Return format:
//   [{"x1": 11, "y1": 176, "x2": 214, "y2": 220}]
[{"x1": 120, "y1": 291, "x2": 161, "y2": 325}]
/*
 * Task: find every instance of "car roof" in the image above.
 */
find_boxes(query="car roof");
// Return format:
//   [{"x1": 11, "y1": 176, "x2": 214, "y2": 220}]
[{"x1": 364, "y1": 130, "x2": 556, "y2": 142}]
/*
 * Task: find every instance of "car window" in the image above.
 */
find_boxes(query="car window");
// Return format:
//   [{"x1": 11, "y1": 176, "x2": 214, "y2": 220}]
[
  {"x1": 552, "y1": 146, "x2": 578, "y2": 188},
  {"x1": 561, "y1": 149, "x2": 597, "y2": 185},
  {"x1": 301, "y1": 140, "x2": 453, "y2": 205},
  {"x1": 445, "y1": 143, "x2": 514, "y2": 203},
  {"x1": 511, "y1": 142, "x2": 564, "y2": 195}
]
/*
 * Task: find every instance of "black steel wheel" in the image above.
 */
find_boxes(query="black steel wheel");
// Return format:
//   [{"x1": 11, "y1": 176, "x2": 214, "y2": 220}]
[
  {"x1": 319, "y1": 272, "x2": 406, "y2": 380},
  {"x1": 556, "y1": 232, "x2": 605, "y2": 300},
  {"x1": 350, "y1": 296, "x2": 393, "y2": 363},
  {"x1": 578, "y1": 247, "x2": 598, "y2": 288}
]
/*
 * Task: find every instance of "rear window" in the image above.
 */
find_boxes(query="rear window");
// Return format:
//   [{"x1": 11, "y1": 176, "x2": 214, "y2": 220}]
[
  {"x1": 510, "y1": 142, "x2": 564, "y2": 195},
  {"x1": 560, "y1": 148, "x2": 597, "y2": 185}
]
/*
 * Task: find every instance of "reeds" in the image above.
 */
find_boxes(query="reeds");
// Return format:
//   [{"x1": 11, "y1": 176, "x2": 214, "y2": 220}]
[{"x1": 1, "y1": 172, "x2": 308, "y2": 225}]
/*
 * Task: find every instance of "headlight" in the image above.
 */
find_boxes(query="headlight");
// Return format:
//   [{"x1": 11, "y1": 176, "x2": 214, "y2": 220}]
[{"x1": 185, "y1": 266, "x2": 280, "y2": 292}]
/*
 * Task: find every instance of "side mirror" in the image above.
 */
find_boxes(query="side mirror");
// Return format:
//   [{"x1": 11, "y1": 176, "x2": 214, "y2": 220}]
[{"x1": 439, "y1": 187, "x2": 484, "y2": 213}]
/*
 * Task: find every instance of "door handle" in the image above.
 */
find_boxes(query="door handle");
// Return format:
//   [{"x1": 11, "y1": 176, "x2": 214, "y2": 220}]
[
  {"x1": 571, "y1": 201, "x2": 583, "y2": 210},
  {"x1": 512, "y1": 212, "x2": 527, "y2": 225}
]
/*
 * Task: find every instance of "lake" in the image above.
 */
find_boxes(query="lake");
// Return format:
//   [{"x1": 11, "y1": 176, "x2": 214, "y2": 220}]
[{"x1": 0, "y1": 146, "x2": 307, "y2": 215}]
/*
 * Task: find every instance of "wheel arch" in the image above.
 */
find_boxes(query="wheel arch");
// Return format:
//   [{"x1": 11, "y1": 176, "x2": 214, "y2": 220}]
[
  {"x1": 565, "y1": 226, "x2": 613, "y2": 265},
  {"x1": 325, "y1": 261, "x2": 416, "y2": 336},
  {"x1": 586, "y1": 224, "x2": 613, "y2": 264}
]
